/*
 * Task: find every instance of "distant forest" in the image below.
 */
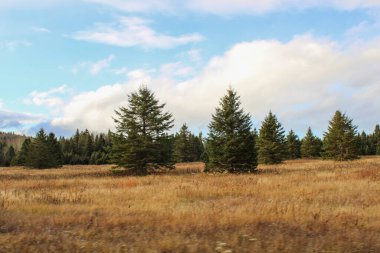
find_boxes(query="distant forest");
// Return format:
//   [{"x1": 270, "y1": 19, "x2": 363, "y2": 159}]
[{"x1": 1, "y1": 87, "x2": 380, "y2": 172}]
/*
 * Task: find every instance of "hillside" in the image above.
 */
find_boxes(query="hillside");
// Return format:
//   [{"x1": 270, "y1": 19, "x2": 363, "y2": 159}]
[{"x1": 0, "y1": 132, "x2": 28, "y2": 151}]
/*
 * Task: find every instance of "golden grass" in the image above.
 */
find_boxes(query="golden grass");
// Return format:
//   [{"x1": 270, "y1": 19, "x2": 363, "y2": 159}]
[{"x1": 1, "y1": 158, "x2": 380, "y2": 252}]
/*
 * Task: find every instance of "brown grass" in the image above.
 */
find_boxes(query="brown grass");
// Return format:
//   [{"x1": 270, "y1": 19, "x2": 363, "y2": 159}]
[{"x1": 1, "y1": 158, "x2": 380, "y2": 252}]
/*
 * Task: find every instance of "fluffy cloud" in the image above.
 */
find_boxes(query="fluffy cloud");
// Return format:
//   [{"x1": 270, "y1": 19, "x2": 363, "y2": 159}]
[
  {"x1": 0, "y1": 110, "x2": 44, "y2": 130},
  {"x1": 24, "y1": 85, "x2": 69, "y2": 108},
  {"x1": 187, "y1": 0, "x2": 380, "y2": 14},
  {"x1": 2, "y1": 0, "x2": 380, "y2": 14},
  {"x1": 51, "y1": 84, "x2": 131, "y2": 132},
  {"x1": 89, "y1": 55, "x2": 115, "y2": 75},
  {"x1": 73, "y1": 17, "x2": 204, "y2": 49},
  {"x1": 72, "y1": 55, "x2": 115, "y2": 75},
  {"x1": 32, "y1": 27, "x2": 51, "y2": 33},
  {"x1": 83, "y1": 0, "x2": 175, "y2": 13},
  {"x1": 0, "y1": 41, "x2": 31, "y2": 52},
  {"x1": 49, "y1": 34, "x2": 380, "y2": 136}
]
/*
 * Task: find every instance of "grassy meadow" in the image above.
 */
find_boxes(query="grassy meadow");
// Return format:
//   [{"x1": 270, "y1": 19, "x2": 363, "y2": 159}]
[{"x1": 1, "y1": 158, "x2": 380, "y2": 252}]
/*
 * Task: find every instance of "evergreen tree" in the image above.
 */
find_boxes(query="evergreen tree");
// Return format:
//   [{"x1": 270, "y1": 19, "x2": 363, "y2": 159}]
[
  {"x1": 373, "y1": 125, "x2": 380, "y2": 155},
  {"x1": 286, "y1": 130, "x2": 301, "y2": 160},
  {"x1": 323, "y1": 111, "x2": 359, "y2": 161},
  {"x1": 4, "y1": 146, "x2": 16, "y2": 166},
  {"x1": 357, "y1": 131, "x2": 369, "y2": 156},
  {"x1": 26, "y1": 129, "x2": 63, "y2": 169},
  {"x1": 0, "y1": 142, "x2": 6, "y2": 166},
  {"x1": 12, "y1": 138, "x2": 31, "y2": 166},
  {"x1": 173, "y1": 124, "x2": 192, "y2": 162},
  {"x1": 206, "y1": 89, "x2": 257, "y2": 173},
  {"x1": 47, "y1": 133, "x2": 63, "y2": 165},
  {"x1": 257, "y1": 111, "x2": 286, "y2": 164},
  {"x1": 111, "y1": 86, "x2": 174, "y2": 175},
  {"x1": 191, "y1": 133, "x2": 204, "y2": 162},
  {"x1": 301, "y1": 127, "x2": 322, "y2": 158}
]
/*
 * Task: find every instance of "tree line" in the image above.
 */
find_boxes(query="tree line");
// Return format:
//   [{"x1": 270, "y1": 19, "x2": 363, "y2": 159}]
[{"x1": 1, "y1": 86, "x2": 379, "y2": 173}]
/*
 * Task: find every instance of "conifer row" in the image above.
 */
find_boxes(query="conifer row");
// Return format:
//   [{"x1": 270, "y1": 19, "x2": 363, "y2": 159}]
[{"x1": 2, "y1": 87, "x2": 379, "y2": 172}]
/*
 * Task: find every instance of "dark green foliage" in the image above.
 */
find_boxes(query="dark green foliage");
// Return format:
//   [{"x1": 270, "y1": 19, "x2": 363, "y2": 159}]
[
  {"x1": 111, "y1": 86, "x2": 174, "y2": 175},
  {"x1": 26, "y1": 129, "x2": 63, "y2": 169},
  {"x1": 257, "y1": 112, "x2": 286, "y2": 164},
  {"x1": 60, "y1": 130, "x2": 111, "y2": 165},
  {"x1": 323, "y1": 111, "x2": 359, "y2": 161},
  {"x1": 357, "y1": 125, "x2": 380, "y2": 156},
  {"x1": 12, "y1": 138, "x2": 31, "y2": 166},
  {"x1": 0, "y1": 142, "x2": 16, "y2": 167},
  {"x1": 205, "y1": 89, "x2": 257, "y2": 173},
  {"x1": 173, "y1": 124, "x2": 204, "y2": 163},
  {"x1": 173, "y1": 124, "x2": 191, "y2": 162},
  {"x1": 357, "y1": 131, "x2": 370, "y2": 156},
  {"x1": 4, "y1": 146, "x2": 16, "y2": 166},
  {"x1": 0, "y1": 131, "x2": 27, "y2": 150},
  {"x1": 374, "y1": 125, "x2": 380, "y2": 155},
  {"x1": 286, "y1": 130, "x2": 301, "y2": 160},
  {"x1": 301, "y1": 127, "x2": 322, "y2": 158}
]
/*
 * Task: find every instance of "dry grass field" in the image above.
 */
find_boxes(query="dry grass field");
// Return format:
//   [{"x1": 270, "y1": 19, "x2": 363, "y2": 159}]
[{"x1": 1, "y1": 158, "x2": 380, "y2": 252}]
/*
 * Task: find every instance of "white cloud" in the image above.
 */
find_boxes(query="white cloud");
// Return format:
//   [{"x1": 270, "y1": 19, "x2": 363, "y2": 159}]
[
  {"x1": 187, "y1": 0, "x2": 380, "y2": 15},
  {"x1": 32, "y1": 26, "x2": 51, "y2": 33},
  {"x1": 160, "y1": 62, "x2": 193, "y2": 78},
  {"x1": 0, "y1": 40, "x2": 31, "y2": 52},
  {"x1": 72, "y1": 55, "x2": 115, "y2": 75},
  {"x1": 83, "y1": 0, "x2": 175, "y2": 13},
  {"x1": 186, "y1": 49, "x2": 202, "y2": 62},
  {"x1": 24, "y1": 85, "x2": 69, "y2": 108},
  {"x1": 50, "y1": 35, "x2": 380, "y2": 135},
  {"x1": 73, "y1": 17, "x2": 204, "y2": 49},
  {"x1": 1, "y1": 0, "x2": 380, "y2": 14},
  {"x1": 51, "y1": 84, "x2": 132, "y2": 132},
  {"x1": 0, "y1": 109, "x2": 44, "y2": 130},
  {"x1": 89, "y1": 55, "x2": 115, "y2": 75},
  {"x1": 111, "y1": 67, "x2": 129, "y2": 75}
]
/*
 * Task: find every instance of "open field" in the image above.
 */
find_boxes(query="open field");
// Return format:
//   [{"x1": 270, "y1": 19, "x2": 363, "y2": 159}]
[{"x1": 1, "y1": 158, "x2": 380, "y2": 252}]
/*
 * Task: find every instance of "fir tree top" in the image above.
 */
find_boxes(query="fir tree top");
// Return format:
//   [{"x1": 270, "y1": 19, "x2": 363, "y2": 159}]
[{"x1": 323, "y1": 110, "x2": 358, "y2": 161}]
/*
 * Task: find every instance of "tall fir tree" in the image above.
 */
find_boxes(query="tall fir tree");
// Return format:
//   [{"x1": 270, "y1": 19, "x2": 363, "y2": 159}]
[
  {"x1": 4, "y1": 146, "x2": 16, "y2": 166},
  {"x1": 173, "y1": 124, "x2": 204, "y2": 162},
  {"x1": 323, "y1": 111, "x2": 359, "y2": 161},
  {"x1": 111, "y1": 86, "x2": 174, "y2": 175},
  {"x1": 301, "y1": 127, "x2": 322, "y2": 158},
  {"x1": 12, "y1": 138, "x2": 31, "y2": 166},
  {"x1": 257, "y1": 111, "x2": 286, "y2": 164},
  {"x1": 373, "y1": 125, "x2": 380, "y2": 155},
  {"x1": 0, "y1": 142, "x2": 5, "y2": 166},
  {"x1": 205, "y1": 89, "x2": 257, "y2": 173},
  {"x1": 173, "y1": 124, "x2": 192, "y2": 162},
  {"x1": 26, "y1": 129, "x2": 63, "y2": 169},
  {"x1": 286, "y1": 130, "x2": 301, "y2": 160},
  {"x1": 357, "y1": 131, "x2": 369, "y2": 156}
]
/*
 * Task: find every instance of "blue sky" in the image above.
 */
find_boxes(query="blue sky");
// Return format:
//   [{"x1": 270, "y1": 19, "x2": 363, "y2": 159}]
[{"x1": 1, "y1": 0, "x2": 380, "y2": 137}]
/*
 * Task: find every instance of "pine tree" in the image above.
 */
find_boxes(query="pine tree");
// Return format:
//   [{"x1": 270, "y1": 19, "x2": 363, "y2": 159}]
[
  {"x1": 206, "y1": 88, "x2": 257, "y2": 173},
  {"x1": 257, "y1": 112, "x2": 286, "y2": 164},
  {"x1": 47, "y1": 133, "x2": 63, "y2": 165},
  {"x1": 0, "y1": 142, "x2": 5, "y2": 166},
  {"x1": 357, "y1": 131, "x2": 369, "y2": 156},
  {"x1": 111, "y1": 86, "x2": 174, "y2": 175},
  {"x1": 286, "y1": 130, "x2": 301, "y2": 160},
  {"x1": 4, "y1": 146, "x2": 16, "y2": 166},
  {"x1": 12, "y1": 138, "x2": 31, "y2": 166},
  {"x1": 373, "y1": 125, "x2": 380, "y2": 155},
  {"x1": 173, "y1": 124, "x2": 192, "y2": 162},
  {"x1": 301, "y1": 127, "x2": 322, "y2": 158},
  {"x1": 26, "y1": 129, "x2": 63, "y2": 169},
  {"x1": 323, "y1": 111, "x2": 359, "y2": 161}
]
